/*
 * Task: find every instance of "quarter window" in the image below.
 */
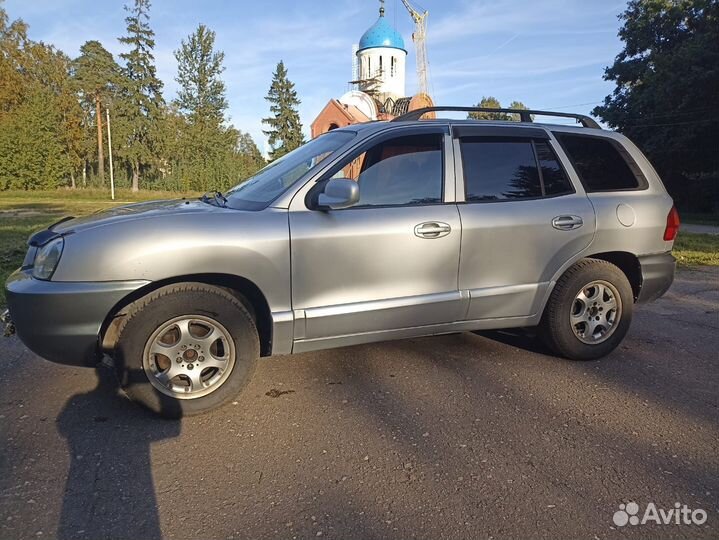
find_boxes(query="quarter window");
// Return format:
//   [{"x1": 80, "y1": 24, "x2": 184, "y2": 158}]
[
  {"x1": 555, "y1": 133, "x2": 643, "y2": 191},
  {"x1": 534, "y1": 140, "x2": 573, "y2": 196}
]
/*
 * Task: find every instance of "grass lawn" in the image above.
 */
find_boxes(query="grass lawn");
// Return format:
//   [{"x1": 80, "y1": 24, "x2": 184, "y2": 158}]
[
  {"x1": 673, "y1": 230, "x2": 719, "y2": 266},
  {"x1": 1, "y1": 190, "x2": 717, "y2": 307},
  {"x1": 0, "y1": 189, "x2": 200, "y2": 307}
]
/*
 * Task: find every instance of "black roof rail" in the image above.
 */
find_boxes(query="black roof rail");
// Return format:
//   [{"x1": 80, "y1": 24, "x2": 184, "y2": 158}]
[{"x1": 391, "y1": 106, "x2": 601, "y2": 129}]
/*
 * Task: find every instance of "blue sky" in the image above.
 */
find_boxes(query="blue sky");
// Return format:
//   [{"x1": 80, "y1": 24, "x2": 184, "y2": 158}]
[{"x1": 4, "y1": 0, "x2": 628, "y2": 153}]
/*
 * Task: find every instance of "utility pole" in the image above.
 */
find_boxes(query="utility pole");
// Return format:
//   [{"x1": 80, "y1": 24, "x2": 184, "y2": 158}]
[{"x1": 106, "y1": 108, "x2": 115, "y2": 200}]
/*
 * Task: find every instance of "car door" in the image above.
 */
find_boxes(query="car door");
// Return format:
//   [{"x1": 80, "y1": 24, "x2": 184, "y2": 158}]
[
  {"x1": 288, "y1": 126, "x2": 463, "y2": 349},
  {"x1": 453, "y1": 125, "x2": 596, "y2": 320}
]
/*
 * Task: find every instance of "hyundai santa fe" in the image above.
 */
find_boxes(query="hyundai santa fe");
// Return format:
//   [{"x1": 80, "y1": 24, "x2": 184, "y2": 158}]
[{"x1": 3, "y1": 106, "x2": 679, "y2": 417}]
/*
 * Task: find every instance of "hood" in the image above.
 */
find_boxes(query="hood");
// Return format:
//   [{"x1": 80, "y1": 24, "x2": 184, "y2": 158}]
[{"x1": 51, "y1": 199, "x2": 226, "y2": 235}]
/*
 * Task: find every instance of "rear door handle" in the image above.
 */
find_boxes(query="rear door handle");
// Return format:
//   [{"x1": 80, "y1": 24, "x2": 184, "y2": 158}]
[
  {"x1": 552, "y1": 215, "x2": 583, "y2": 230},
  {"x1": 414, "y1": 221, "x2": 451, "y2": 239}
]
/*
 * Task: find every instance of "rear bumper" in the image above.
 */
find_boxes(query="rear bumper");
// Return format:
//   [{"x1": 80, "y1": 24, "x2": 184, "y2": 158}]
[
  {"x1": 637, "y1": 252, "x2": 676, "y2": 303},
  {"x1": 5, "y1": 269, "x2": 148, "y2": 366}
]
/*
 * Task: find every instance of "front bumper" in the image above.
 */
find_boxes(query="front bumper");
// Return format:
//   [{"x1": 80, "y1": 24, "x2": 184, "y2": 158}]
[
  {"x1": 5, "y1": 269, "x2": 149, "y2": 366},
  {"x1": 637, "y1": 252, "x2": 676, "y2": 303}
]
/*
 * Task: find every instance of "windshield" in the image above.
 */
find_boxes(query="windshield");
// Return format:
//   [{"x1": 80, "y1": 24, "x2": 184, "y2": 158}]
[{"x1": 226, "y1": 131, "x2": 356, "y2": 210}]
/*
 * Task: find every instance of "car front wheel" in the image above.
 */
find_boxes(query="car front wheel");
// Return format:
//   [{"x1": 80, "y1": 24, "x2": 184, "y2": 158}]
[
  {"x1": 540, "y1": 259, "x2": 634, "y2": 361},
  {"x1": 114, "y1": 283, "x2": 259, "y2": 417}
]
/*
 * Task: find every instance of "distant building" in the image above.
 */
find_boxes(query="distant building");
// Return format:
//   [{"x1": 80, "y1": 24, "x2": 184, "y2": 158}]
[{"x1": 311, "y1": 3, "x2": 433, "y2": 138}]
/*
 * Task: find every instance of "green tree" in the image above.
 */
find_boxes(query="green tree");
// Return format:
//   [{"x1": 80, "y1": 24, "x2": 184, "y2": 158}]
[
  {"x1": 118, "y1": 0, "x2": 165, "y2": 191},
  {"x1": 231, "y1": 130, "x2": 265, "y2": 184},
  {"x1": 237, "y1": 132, "x2": 264, "y2": 167},
  {"x1": 0, "y1": 7, "x2": 29, "y2": 117},
  {"x1": 73, "y1": 40, "x2": 122, "y2": 183},
  {"x1": 172, "y1": 24, "x2": 228, "y2": 190},
  {"x1": 468, "y1": 96, "x2": 509, "y2": 121},
  {"x1": 593, "y1": 0, "x2": 719, "y2": 212},
  {"x1": 165, "y1": 26, "x2": 265, "y2": 192},
  {"x1": 508, "y1": 100, "x2": 532, "y2": 122},
  {"x1": 0, "y1": 6, "x2": 79, "y2": 189},
  {"x1": 174, "y1": 24, "x2": 227, "y2": 124},
  {"x1": 0, "y1": 88, "x2": 71, "y2": 190},
  {"x1": 262, "y1": 60, "x2": 304, "y2": 160}
]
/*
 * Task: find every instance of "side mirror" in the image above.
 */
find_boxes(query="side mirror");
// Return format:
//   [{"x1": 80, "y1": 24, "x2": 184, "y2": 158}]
[{"x1": 317, "y1": 178, "x2": 359, "y2": 210}]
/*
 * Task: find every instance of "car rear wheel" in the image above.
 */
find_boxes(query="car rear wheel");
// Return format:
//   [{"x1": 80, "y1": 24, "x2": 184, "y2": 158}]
[
  {"x1": 114, "y1": 283, "x2": 259, "y2": 417},
  {"x1": 540, "y1": 259, "x2": 633, "y2": 360}
]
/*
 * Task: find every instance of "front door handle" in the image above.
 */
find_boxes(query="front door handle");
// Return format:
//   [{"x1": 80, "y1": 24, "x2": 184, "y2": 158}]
[
  {"x1": 552, "y1": 215, "x2": 584, "y2": 231},
  {"x1": 414, "y1": 221, "x2": 451, "y2": 239}
]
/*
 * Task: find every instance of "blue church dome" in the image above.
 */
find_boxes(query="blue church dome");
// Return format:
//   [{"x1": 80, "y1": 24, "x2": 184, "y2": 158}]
[{"x1": 358, "y1": 8, "x2": 406, "y2": 52}]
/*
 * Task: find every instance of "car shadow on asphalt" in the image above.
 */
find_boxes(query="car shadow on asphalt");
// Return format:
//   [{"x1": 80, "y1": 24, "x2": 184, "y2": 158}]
[
  {"x1": 292, "y1": 329, "x2": 718, "y2": 535},
  {"x1": 473, "y1": 328, "x2": 552, "y2": 355},
  {"x1": 55, "y1": 366, "x2": 180, "y2": 540}
]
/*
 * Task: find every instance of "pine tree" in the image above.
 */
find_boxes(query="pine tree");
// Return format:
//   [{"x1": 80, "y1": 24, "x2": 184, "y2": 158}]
[
  {"x1": 262, "y1": 60, "x2": 304, "y2": 160},
  {"x1": 172, "y1": 24, "x2": 227, "y2": 190},
  {"x1": 118, "y1": 0, "x2": 164, "y2": 191},
  {"x1": 73, "y1": 41, "x2": 121, "y2": 183},
  {"x1": 174, "y1": 24, "x2": 227, "y2": 125}
]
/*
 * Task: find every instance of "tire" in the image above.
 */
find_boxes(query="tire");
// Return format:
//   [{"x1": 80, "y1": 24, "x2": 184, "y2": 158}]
[
  {"x1": 114, "y1": 283, "x2": 259, "y2": 417},
  {"x1": 539, "y1": 259, "x2": 633, "y2": 361}
]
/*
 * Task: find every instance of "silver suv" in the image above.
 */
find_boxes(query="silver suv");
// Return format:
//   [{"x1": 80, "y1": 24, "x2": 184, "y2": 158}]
[{"x1": 4, "y1": 107, "x2": 679, "y2": 417}]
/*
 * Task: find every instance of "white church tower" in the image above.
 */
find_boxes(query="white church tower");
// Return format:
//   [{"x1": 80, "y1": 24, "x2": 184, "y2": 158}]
[{"x1": 356, "y1": 1, "x2": 407, "y2": 102}]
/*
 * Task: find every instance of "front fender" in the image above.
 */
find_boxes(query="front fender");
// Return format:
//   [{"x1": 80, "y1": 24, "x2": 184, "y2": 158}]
[{"x1": 52, "y1": 208, "x2": 292, "y2": 314}]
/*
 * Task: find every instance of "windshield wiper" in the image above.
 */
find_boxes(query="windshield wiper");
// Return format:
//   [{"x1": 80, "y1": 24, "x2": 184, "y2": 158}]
[{"x1": 200, "y1": 191, "x2": 227, "y2": 207}]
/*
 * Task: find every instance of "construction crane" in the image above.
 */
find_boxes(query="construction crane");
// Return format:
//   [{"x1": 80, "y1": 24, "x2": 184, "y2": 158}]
[{"x1": 400, "y1": 0, "x2": 429, "y2": 97}]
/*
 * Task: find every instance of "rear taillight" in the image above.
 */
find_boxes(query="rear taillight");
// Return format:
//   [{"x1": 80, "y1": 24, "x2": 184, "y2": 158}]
[{"x1": 664, "y1": 206, "x2": 680, "y2": 241}]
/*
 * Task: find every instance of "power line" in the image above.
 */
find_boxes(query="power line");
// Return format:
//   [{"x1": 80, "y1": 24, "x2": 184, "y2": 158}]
[
  {"x1": 540, "y1": 101, "x2": 603, "y2": 110},
  {"x1": 601, "y1": 106, "x2": 719, "y2": 120},
  {"x1": 540, "y1": 101, "x2": 718, "y2": 119},
  {"x1": 625, "y1": 118, "x2": 719, "y2": 127}
]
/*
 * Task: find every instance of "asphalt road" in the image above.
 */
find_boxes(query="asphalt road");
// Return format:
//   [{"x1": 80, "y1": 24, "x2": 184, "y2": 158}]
[{"x1": 1, "y1": 267, "x2": 717, "y2": 540}]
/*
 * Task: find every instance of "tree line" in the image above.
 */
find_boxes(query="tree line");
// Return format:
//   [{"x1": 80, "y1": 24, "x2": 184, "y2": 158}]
[
  {"x1": 0, "y1": 0, "x2": 305, "y2": 192},
  {"x1": 594, "y1": 0, "x2": 718, "y2": 213},
  {"x1": 469, "y1": 1, "x2": 717, "y2": 214}
]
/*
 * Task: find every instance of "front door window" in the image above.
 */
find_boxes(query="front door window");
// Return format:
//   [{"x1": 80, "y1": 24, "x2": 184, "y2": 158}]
[{"x1": 336, "y1": 133, "x2": 444, "y2": 207}]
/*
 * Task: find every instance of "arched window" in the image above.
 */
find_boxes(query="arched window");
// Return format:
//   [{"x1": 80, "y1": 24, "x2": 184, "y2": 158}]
[
  {"x1": 327, "y1": 123, "x2": 339, "y2": 131},
  {"x1": 391, "y1": 56, "x2": 396, "y2": 76},
  {"x1": 367, "y1": 57, "x2": 371, "y2": 77},
  {"x1": 379, "y1": 55, "x2": 383, "y2": 75}
]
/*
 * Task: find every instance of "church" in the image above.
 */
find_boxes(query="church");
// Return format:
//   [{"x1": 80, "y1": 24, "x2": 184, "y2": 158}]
[{"x1": 310, "y1": 2, "x2": 434, "y2": 138}]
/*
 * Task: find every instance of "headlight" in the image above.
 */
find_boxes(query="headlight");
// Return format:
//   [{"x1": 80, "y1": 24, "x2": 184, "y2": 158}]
[{"x1": 32, "y1": 237, "x2": 64, "y2": 280}]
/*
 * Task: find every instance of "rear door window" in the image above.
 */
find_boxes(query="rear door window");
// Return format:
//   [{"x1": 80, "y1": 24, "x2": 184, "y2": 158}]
[
  {"x1": 462, "y1": 139, "x2": 542, "y2": 201},
  {"x1": 460, "y1": 137, "x2": 573, "y2": 202},
  {"x1": 555, "y1": 133, "x2": 645, "y2": 191}
]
